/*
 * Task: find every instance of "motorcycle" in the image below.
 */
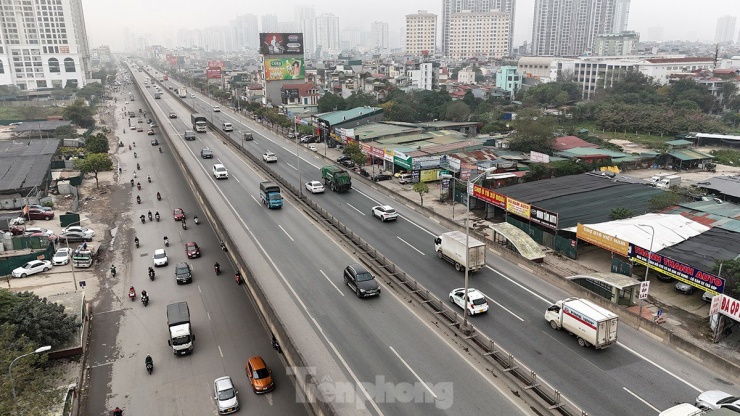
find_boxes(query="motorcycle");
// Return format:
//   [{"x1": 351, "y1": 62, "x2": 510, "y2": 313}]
[
  {"x1": 110, "y1": 265, "x2": 117, "y2": 277},
  {"x1": 181, "y1": 220, "x2": 187, "y2": 230},
  {"x1": 147, "y1": 211, "x2": 153, "y2": 221},
  {"x1": 142, "y1": 293, "x2": 149, "y2": 307},
  {"x1": 137, "y1": 182, "x2": 141, "y2": 190},
  {"x1": 156, "y1": 192, "x2": 161, "y2": 201},
  {"x1": 220, "y1": 241, "x2": 227, "y2": 252},
  {"x1": 214, "y1": 263, "x2": 220, "y2": 275},
  {"x1": 129, "y1": 144, "x2": 132, "y2": 150},
  {"x1": 155, "y1": 212, "x2": 160, "y2": 221},
  {"x1": 235, "y1": 271, "x2": 242, "y2": 285},
  {"x1": 193, "y1": 215, "x2": 200, "y2": 225},
  {"x1": 140, "y1": 214, "x2": 146, "y2": 224},
  {"x1": 134, "y1": 152, "x2": 137, "y2": 159},
  {"x1": 145, "y1": 355, "x2": 153, "y2": 374},
  {"x1": 147, "y1": 175, "x2": 151, "y2": 183},
  {"x1": 164, "y1": 236, "x2": 169, "y2": 247},
  {"x1": 136, "y1": 163, "x2": 141, "y2": 170},
  {"x1": 148, "y1": 267, "x2": 155, "y2": 281},
  {"x1": 158, "y1": 147, "x2": 162, "y2": 153},
  {"x1": 134, "y1": 237, "x2": 139, "y2": 248},
  {"x1": 128, "y1": 287, "x2": 136, "y2": 301},
  {"x1": 136, "y1": 195, "x2": 141, "y2": 204},
  {"x1": 130, "y1": 179, "x2": 134, "y2": 187}
]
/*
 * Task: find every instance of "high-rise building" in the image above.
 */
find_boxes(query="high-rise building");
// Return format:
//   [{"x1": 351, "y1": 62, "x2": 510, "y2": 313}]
[
  {"x1": 593, "y1": 31, "x2": 639, "y2": 56},
  {"x1": 295, "y1": 5, "x2": 316, "y2": 58},
  {"x1": 262, "y1": 14, "x2": 279, "y2": 33},
  {"x1": 203, "y1": 26, "x2": 230, "y2": 52},
  {"x1": 314, "y1": 13, "x2": 340, "y2": 57},
  {"x1": 0, "y1": 0, "x2": 91, "y2": 91},
  {"x1": 370, "y1": 22, "x2": 389, "y2": 51},
  {"x1": 441, "y1": 0, "x2": 515, "y2": 57},
  {"x1": 448, "y1": 10, "x2": 511, "y2": 59},
  {"x1": 715, "y1": 15, "x2": 737, "y2": 44},
  {"x1": 531, "y1": 0, "x2": 619, "y2": 57},
  {"x1": 232, "y1": 14, "x2": 259, "y2": 50},
  {"x1": 406, "y1": 10, "x2": 437, "y2": 55},
  {"x1": 612, "y1": 0, "x2": 630, "y2": 33}
]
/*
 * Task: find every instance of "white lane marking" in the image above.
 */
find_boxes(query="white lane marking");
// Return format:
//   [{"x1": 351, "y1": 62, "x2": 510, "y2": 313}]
[
  {"x1": 347, "y1": 203, "x2": 365, "y2": 216},
  {"x1": 286, "y1": 163, "x2": 297, "y2": 171},
  {"x1": 486, "y1": 297, "x2": 524, "y2": 321},
  {"x1": 233, "y1": 175, "x2": 240, "y2": 183},
  {"x1": 619, "y1": 343, "x2": 702, "y2": 393},
  {"x1": 623, "y1": 387, "x2": 659, "y2": 413},
  {"x1": 251, "y1": 195, "x2": 260, "y2": 205},
  {"x1": 389, "y1": 346, "x2": 437, "y2": 399},
  {"x1": 218, "y1": 345, "x2": 224, "y2": 358},
  {"x1": 320, "y1": 270, "x2": 345, "y2": 296},
  {"x1": 396, "y1": 236, "x2": 425, "y2": 255},
  {"x1": 353, "y1": 188, "x2": 435, "y2": 237},
  {"x1": 207, "y1": 312, "x2": 211, "y2": 320},
  {"x1": 486, "y1": 265, "x2": 552, "y2": 304},
  {"x1": 279, "y1": 225, "x2": 294, "y2": 241},
  {"x1": 198, "y1": 286, "x2": 202, "y2": 293}
]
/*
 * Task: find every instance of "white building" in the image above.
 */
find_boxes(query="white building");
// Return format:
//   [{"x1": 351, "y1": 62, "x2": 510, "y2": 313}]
[
  {"x1": 405, "y1": 10, "x2": 437, "y2": 56},
  {"x1": 457, "y1": 67, "x2": 476, "y2": 84},
  {"x1": 0, "y1": 0, "x2": 91, "y2": 91},
  {"x1": 448, "y1": 10, "x2": 511, "y2": 59},
  {"x1": 715, "y1": 15, "x2": 737, "y2": 44},
  {"x1": 370, "y1": 21, "x2": 389, "y2": 51},
  {"x1": 612, "y1": 0, "x2": 631, "y2": 33},
  {"x1": 261, "y1": 14, "x2": 279, "y2": 33},
  {"x1": 313, "y1": 13, "x2": 340, "y2": 57},
  {"x1": 407, "y1": 62, "x2": 436, "y2": 91},
  {"x1": 232, "y1": 14, "x2": 259, "y2": 50},
  {"x1": 295, "y1": 5, "x2": 315, "y2": 58},
  {"x1": 593, "y1": 31, "x2": 639, "y2": 56},
  {"x1": 532, "y1": 0, "x2": 619, "y2": 56},
  {"x1": 441, "y1": 0, "x2": 515, "y2": 56}
]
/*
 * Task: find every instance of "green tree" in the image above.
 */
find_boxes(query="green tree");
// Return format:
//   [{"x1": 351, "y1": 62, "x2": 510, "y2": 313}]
[
  {"x1": 16, "y1": 106, "x2": 44, "y2": 121},
  {"x1": 712, "y1": 259, "x2": 740, "y2": 298},
  {"x1": 380, "y1": 101, "x2": 416, "y2": 122},
  {"x1": 412, "y1": 181, "x2": 429, "y2": 206},
  {"x1": 343, "y1": 141, "x2": 367, "y2": 166},
  {"x1": 0, "y1": 290, "x2": 79, "y2": 348},
  {"x1": 345, "y1": 92, "x2": 377, "y2": 108},
  {"x1": 317, "y1": 93, "x2": 347, "y2": 112},
  {"x1": 445, "y1": 101, "x2": 471, "y2": 121},
  {"x1": 509, "y1": 109, "x2": 556, "y2": 153},
  {"x1": 609, "y1": 207, "x2": 634, "y2": 220},
  {"x1": 73, "y1": 153, "x2": 112, "y2": 188},
  {"x1": 63, "y1": 99, "x2": 95, "y2": 128},
  {"x1": 85, "y1": 132, "x2": 109, "y2": 154},
  {"x1": 76, "y1": 82, "x2": 103, "y2": 102},
  {"x1": 648, "y1": 190, "x2": 685, "y2": 211},
  {"x1": 54, "y1": 125, "x2": 77, "y2": 139}
]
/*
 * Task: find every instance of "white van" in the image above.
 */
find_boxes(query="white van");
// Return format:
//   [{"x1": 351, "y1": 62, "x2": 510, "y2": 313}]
[
  {"x1": 222, "y1": 122, "x2": 233, "y2": 132},
  {"x1": 398, "y1": 173, "x2": 413, "y2": 184},
  {"x1": 657, "y1": 403, "x2": 704, "y2": 416}
]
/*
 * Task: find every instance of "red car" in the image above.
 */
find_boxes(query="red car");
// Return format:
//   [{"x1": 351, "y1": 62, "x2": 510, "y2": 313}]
[
  {"x1": 173, "y1": 208, "x2": 185, "y2": 221},
  {"x1": 25, "y1": 208, "x2": 55, "y2": 221},
  {"x1": 185, "y1": 242, "x2": 200, "y2": 258}
]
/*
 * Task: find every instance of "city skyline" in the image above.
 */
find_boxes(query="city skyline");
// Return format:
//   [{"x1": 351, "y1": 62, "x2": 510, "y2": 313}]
[{"x1": 82, "y1": 0, "x2": 740, "y2": 50}]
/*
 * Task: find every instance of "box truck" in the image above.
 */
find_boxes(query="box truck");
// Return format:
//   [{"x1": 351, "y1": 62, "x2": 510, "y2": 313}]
[
  {"x1": 434, "y1": 231, "x2": 486, "y2": 272},
  {"x1": 545, "y1": 297, "x2": 619, "y2": 349},
  {"x1": 259, "y1": 181, "x2": 283, "y2": 209},
  {"x1": 167, "y1": 302, "x2": 194, "y2": 355},
  {"x1": 191, "y1": 113, "x2": 207, "y2": 132}
]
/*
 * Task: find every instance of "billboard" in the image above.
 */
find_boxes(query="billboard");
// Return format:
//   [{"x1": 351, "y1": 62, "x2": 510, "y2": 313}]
[
  {"x1": 206, "y1": 67, "x2": 221, "y2": 79},
  {"x1": 260, "y1": 33, "x2": 304, "y2": 55},
  {"x1": 629, "y1": 243, "x2": 725, "y2": 295},
  {"x1": 264, "y1": 58, "x2": 305, "y2": 80},
  {"x1": 281, "y1": 88, "x2": 300, "y2": 100},
  {"x1": 207, "y1": 60, "x2": 224, "y2": 68}
]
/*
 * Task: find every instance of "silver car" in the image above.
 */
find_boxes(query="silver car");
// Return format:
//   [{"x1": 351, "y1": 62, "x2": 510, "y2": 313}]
[{"x1": 213, "y1": 376, "x2": 239, "y2": 414}]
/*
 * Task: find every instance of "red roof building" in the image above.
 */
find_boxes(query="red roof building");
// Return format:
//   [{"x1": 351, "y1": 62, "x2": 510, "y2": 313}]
[{"x1": 553, "y1": 136, "x2": 598, "y2": 151}]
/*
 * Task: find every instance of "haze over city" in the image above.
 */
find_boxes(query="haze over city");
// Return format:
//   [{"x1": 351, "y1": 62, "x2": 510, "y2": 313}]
[{"x1": 83, "y1": 0, "x2": 740, "y2": 50}]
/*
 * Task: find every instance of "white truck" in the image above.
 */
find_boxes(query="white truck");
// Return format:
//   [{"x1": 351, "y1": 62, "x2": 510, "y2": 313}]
[
  {"x1": 178, "y1": 87, "x2": 187, "y2": 98},
  {"x1": 656, "y1": 174, "x2": 681, "y2": 189},
  {"x1": 167, "y1": 302, "x2": 194, "y2": 355},
  {"x1": 434, "y1": 231, "x2": 486, "y2": 272},
  {"x1": 545, "y1": 297, "x2": 619, "y2": 349}
]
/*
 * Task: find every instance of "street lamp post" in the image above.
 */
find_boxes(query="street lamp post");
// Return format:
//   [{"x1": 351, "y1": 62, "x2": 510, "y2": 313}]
[
  {"x1": 462, "y1": 167, "x2": 496, "y2": 330},
  {"x1": 638, "y1": 224, "x2": 655, "y2": 282},
  {"x1": 295, "y1": 117, "x2": 302, "y2": 197},
  {"x1": 9, "y1": 345, "x2": 51, "y2": 398}
]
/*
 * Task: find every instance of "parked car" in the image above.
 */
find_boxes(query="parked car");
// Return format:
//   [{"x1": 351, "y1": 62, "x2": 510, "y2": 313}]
[
  {"x1": 175, "y1": 262, "x2": 193, "y2": 284},
  {"x1": 336, "y1": 155, "x2": 351, "y2": 163},
  {"x1": 371, "y1": 205, "x2": 398, "y2": 222},
  {"x1": 63, "y1": 226, "x2": 95, "y2": 238},
  {"x1": 305, "y1": 181, "x2": 325, "y2": 194},
  {"x1": 371, "y1": 173, "x2": 392, "y2": 182},
  {"x1": 25, "y1": 208, "x2": 55, "y2": 221},
  {"x1": 185, "y1": 241, "x2": 200, "y2": 259},
  {"x1": 23, "y1": 227, "x2": 53, "y2": 237},
  {"x1": 153, "y1": 248, "x2": 168, "y2": 267},
  {"x1": 343, "y1": 264, "x2": 380, "y2": 298},
  {"x1": 213, "y1": 376, "x2": 239, "y2": 414},
  {"x1": 23, "y1": 204, "x2": 52, "y2": 212},
  {"x1": 12, "y1": 260, "x2": 52, "y2": 278},
  {"x1": 449, "y1": 288, "x2": 489, "y2": 316},
  {"x1": 702, "y1": 291, "x2": 716, "y2": 302},
  {"x1": 308, "y1": 144, "x2": 318, "y2": 152},
  {"x1": 696, "y1": 390, "x2": 740, "y2": 412},
  {"x1": 59, "y1": 231, "x2": 93, "y2": 243},
  {"x1": 245, "y1": 356, "x2": 275, "y2": 393},
  {"x1": 675, "y1": 281, "x2": 695, "y2": 295},
  {"x1": 52, "y1": 248, "x2": 72, "y2": 265}
]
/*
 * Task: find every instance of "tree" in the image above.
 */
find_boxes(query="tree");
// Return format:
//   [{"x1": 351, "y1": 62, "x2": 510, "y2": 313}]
[
  {"x1": 412, "y1": 181, "x2": 429, "y2": 206},
  {"x1": 343, "y1": 141, "x2": 367, "y2": 166},
  {"x1": 509, "y1": 109, "x2": 557, "y2": 153},
  {"x1": 345, "y1": 92, "x2": 377, "y2": 108},
  {"x1": 54, "y1": 125, "x2": 77, "y2": 139},
  {"x1": 85, "y1": 132, "x2": 109, "y2": 154},
  {"x1": 380, "y1": 101, "x2": 417, "y2": 122},
  {"x1": 712, "y1": 259, "x2": 740, "y2": 298},
  {"x1": 16, "y1": 106, "x2": 44, "y2": 121},
  {"x1": 73, "y1": 153, "x2": 112, "y2": 188},
  {"x1": 0, "y1": 290, "x2": 79, "y2": 348},
  {"x1": 445, "y1": 101, "x2": 471, "y2": 121},
  {"x1": 317, "y1": 93, "x2": 347, "y2": 112},
  {"x1": 63, "y1": 99, "x2": 94, "y2": 128},
  {"x1": 648, "y1": 190, "x2": 685, "y2": 211},
  {"x1": 609, "y1": 207, "x2": 633, "y2": 220}
]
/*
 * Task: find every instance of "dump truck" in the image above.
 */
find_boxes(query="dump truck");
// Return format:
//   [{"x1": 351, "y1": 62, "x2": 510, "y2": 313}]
[
  {"x1": 72, "y1": 245, "x2": 97, "y2": 268},
  {"x1": 544, "y1": 297, "x2": 619, "y2": 349},
  {"x1": 321, "y1": 165, "x2": 352, "y2": 192},
  {"x1": 259, "y1": 181, "x2": 283, "y2": 209},
  {"x1": 191, "y1": 113, "x2": 207, "y2": 132},
  {"x1": 167, "y1": 302, "x2": 194, "y2": 355},
  {"x1": 434, "y1": 231, "x2": 486, "y2": 272}
]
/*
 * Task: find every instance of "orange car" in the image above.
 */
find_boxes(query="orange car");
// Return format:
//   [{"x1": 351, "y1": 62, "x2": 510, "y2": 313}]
[{"x1": 245, "y1": 356, "x2": 274, "y2": 393}]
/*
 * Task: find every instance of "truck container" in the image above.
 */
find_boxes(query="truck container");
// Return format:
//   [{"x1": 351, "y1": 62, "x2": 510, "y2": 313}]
[
  {"x1": 321, "y1": 165, "x2": 352, "y2": 192},
  {"x1": 178, "y1": 87, "x2": 187, "y2": 98},
  {"x1": 72, "y1": 245, "x2": 97, "y2": 268},
  {"x1": 167, "y1": 302, "x2": 194, "y2": 355},
  {"x1": 434, "y1": 231, "x2": 486, "y2": 272},
  {"x1": 544, "y1": 297, "x2": 619, "y2": 349},
  {"x1": 191, "y1": 113, "x2": 207, "y2": 132},
  {"x1": 656, "y1": 175, "x2": 681, "y2": 189},
  {"x1": 259, "y1": 181, "x2": 283, "y2": 209}
]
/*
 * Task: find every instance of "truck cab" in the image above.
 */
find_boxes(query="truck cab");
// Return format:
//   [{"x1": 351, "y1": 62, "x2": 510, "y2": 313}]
[{"x1": 259, "y1": 181, "x2": 282, "y2": 209}]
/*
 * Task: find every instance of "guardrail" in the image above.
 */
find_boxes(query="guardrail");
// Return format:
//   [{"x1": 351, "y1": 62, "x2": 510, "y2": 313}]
[{"x1": 146, "y1": 68, "x2": 588, "y2": 416}]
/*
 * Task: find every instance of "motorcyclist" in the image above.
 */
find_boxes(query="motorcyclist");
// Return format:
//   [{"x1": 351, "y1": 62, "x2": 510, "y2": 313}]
[
  {"x1": 163, "y1": 236, "x2": 169, "y2": 246},
  {"x1": 134, "y1": 236, "x2": 139, "y2": 246},
  {"x1": 193, "y1": 215, "x2": 199, "y2": 224},
  {"x1": 136, "y1": 163, "x2": 141, "y2": 170},
  {"x1": 156, "y1": 191, "x2": 161, "y2": 200},
  {"x1": 154, "y1": 211, "x2": 160, "y2": 220},
  {"x1": 134, "y1": 152, "x2": 137, "y2": 158},
  {"x1": 141, "y1": 289, "x2": 148, "y2": 300},
  {"x1": 148, "y1": 210, "x2": 153, "y2": 220},
  {"x1": 147, "y1": 175, "x2": 151, "y2": 183},
  {"x1": 130, "y1": 178, "x2": 134, "y2": 187},
  {"x1": 128, "y1": 286, "x2": 136, "y2": 299},
  {"x1": 214, "y1": 262, "x2": 220, "y2": 274},
  {"x1": 113, "y1": 407, "x2": 123, "y2": 416},
  {"x1": 110, "y1": 265, "x2": 117, "y2": 276},
  {"x1": 136, "y1": 195, "x2": 141, "y2": 204},
  {"x1": 148, "y1": 267, "x2": 154, "y2": 278}
]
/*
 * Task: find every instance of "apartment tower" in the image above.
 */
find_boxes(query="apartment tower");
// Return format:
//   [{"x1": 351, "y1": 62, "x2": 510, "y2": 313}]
[
  {"x1": 441, "y1": 0, "x2": 515, "y2": 57},
  {"x1": 405, "y1": 10, "x2": 437, "y2": 55}
]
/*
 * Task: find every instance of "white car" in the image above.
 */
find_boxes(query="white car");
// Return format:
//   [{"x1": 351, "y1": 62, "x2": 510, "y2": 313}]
[
  {"x1": 262, "y1": 151, "x2": 277, "y2": 163},
  {"x1": 23, "y1": 227, "x2": 54, "y2": 237},
  {"x1": 12, "y1": 260, "x2": 52, "y2": 278},
  {"x1": 213, "y1": 376, "x2": 239, "y2": 414},
  {"x1": 52, "y1": 248, "x2": 72, "y2": 265},
  {"x1": 153, "y1": 248, "x2": 168, "y2": 267},
  {"x1": 305, "y1": 181, "x2": 325, "y2": 194},
  {"x1": 308, "y1": 144, "x2": 318, "y2": 152},
  {"x1": 212, "y1": 105, "x2": 221, "y2": 112},
  {"x1": 64, "y1": 225, "x2": 95, "y2": 238},
  {"x1": 212, "y1": 164, "x2": 228, "y2": 179},
  {"x1": 371, "y1": 205, "x2": 398, "y2": 222},
  {"x1": 695, "y1": 390, "x2": 740, "y2": 412},
  {"x1": 449, "y1": 288, "x2": 489, "y2": 316}
]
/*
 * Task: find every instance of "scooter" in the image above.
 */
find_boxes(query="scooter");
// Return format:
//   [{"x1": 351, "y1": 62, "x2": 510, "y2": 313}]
[
  {"x1": 136, "y1": 163, "x2": 141, "y2": 170},
  {"x1": 142, "y1": 294, "x2": 149, "y2": 307},
  {"x1": 130, "y1": 179, "x2": 134, "y2": 187},
  {"x1": 148, "y1": 268, "x2": 155, "y2": 281},
  {"x1": 164, "y1": 237, "x2": 169, "y2": 247},
  {"x1": 214, "y1": 263, "x2": 220, "y2": 275},
  {"x1": 136, "y1": 182, "x2": 141, "y2": 190},
  {"x1": 220, "y1": 241, "x2": 228, "y2": 252},
  {"x1": 194, "y1": 215, "x2": 200, "y2": 225},
  {"x1": 181, "y1": 220, "x2": 187, "y2": 230},
  {"x1": 156, "y1": 192, "x2": 161, "y2": 201},
  {"x1": 155, "y1": 212, "x2": 160, "y2": 221},
  {"x1": 158, "y1": 147, "x2": 162, "y2": 153},
  {"x1": 134, "y1": 237, "x2": 139, "y2": 248},
  {"x1": 147, "y1": 211, "x2": 153, "y2": 221},
  {"x1": 140, "y1": 214, "x2": 146, "y2": 224},
  {"x1": 147, "y1": 175, "x2": 151, "y2": 183},
  {"x1": 136, "y1": 195, "x2": 141, "y2": 204},
  {"x1": 128, "y1": 289, "x2": 136, "y2": 301},
  {"x1": 235, "y1": 272, "x2": 242, "y2": 285},
  {"x1": 134, "y1": 152, "x2": 137, "y2": 159},
  {"x1": 145, "y1": 355, "x2": 153, "y2": 374}
]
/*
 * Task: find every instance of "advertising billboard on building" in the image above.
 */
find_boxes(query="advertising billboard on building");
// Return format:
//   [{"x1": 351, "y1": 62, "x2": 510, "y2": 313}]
[
  {"x1": 629, "y1": 243, "x2": 725, "y2": 294},
  {"x1": 206, "y1": 67, "x2": 221, "y2": 79},
  {"x1": 260, "y1": 33, "x2": 304, "y2": 55},
  {"x1": 264, "y1": 58, "x2": 305, "y2": 80}
]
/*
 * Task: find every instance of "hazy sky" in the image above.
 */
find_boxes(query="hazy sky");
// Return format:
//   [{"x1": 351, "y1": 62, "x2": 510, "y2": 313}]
[{"x1": 82, "y1": 0, "x2": 740, "y2": 50}]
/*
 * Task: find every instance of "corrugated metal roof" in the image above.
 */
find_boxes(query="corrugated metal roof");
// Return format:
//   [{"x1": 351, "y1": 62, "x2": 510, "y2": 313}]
[
  {"x1": 0, "y1": 139, "x2": 58, "y2": 192},
  {"x1": 666, "y1": 148, "x2": 714, "y2": 161},
  {"x1": 659, "y1": 227, "x2": 740, "y2": 272},
  {"x1": 317, "y1": 107, "x2": 383, "y2": 125},
  {"x1": 557, "y1": 147, "x2": 630, "y2": 158},
  {"x1": 696, "y1": 175, "x2": 740, "y2": 199},
  {"x1": 665, "y1": 139, "x2": 693, "y2": 146}
]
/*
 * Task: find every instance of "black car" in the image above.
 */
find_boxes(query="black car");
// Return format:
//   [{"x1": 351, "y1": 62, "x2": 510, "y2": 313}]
[
  {"x1": 150, "y1": 138, "x2": 159, "y2": 146},
  {"x1": 343, "y1": 264, "x2": 380, "y2": 298},
  {"x1": 336, "y1": 155, "x2": 351, "y2": 163},
  {"x1": 201, "y1": 148, "x2": 213, "y2": 159},
  {"x1": 175, "y1": 262, "x2": 192, "y2": 284},
  {"x1": 371, "y1": 173, "x2": 392, "y2": 182},
  {"x1": 339, "y1": 159, "x2": 355, "y2": 168}
]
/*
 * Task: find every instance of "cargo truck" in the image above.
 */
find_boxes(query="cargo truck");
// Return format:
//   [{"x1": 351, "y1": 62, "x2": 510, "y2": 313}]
[
  {"x1": 167, "y1": 302, "x2": 194, "y2": 355},
  {"x1": 545, "y1": 297, "x2": 619, "y2": 349},
  {"x1": 259, "y1": 181, "x2": 283, "y2": 209},
  {"x1": 72, "y1": 245, "x2": 97, "y2": 268},
  {"x1": 178, "y1": 87, "x2": 187, "y2": 98},
  {"x1": 321, "y1": 165, "x2": 352, "y2": 192},
  {"x1": 191, "y1": 113, "x2": 207, "y2": 132},
  {"x1": 434, "y1": 231, "x2": 486, "y2": 272},
  {"x1": 154, "y1": 91, "x2": 162, "y2": 99}
]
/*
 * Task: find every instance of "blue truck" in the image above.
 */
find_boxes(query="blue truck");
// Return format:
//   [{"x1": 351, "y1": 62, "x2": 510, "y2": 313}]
[{"x1": 260, "y1": 181, "x2": 283, "y2": 209}]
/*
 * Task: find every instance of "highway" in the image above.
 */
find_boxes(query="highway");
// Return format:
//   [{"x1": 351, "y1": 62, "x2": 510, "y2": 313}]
[
  {"x1": 92, "y1": 64, "x2": 539, "y2": 415},
  {"x1": 151, "y1": 73, "x2": 737, "y2": 416}
]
